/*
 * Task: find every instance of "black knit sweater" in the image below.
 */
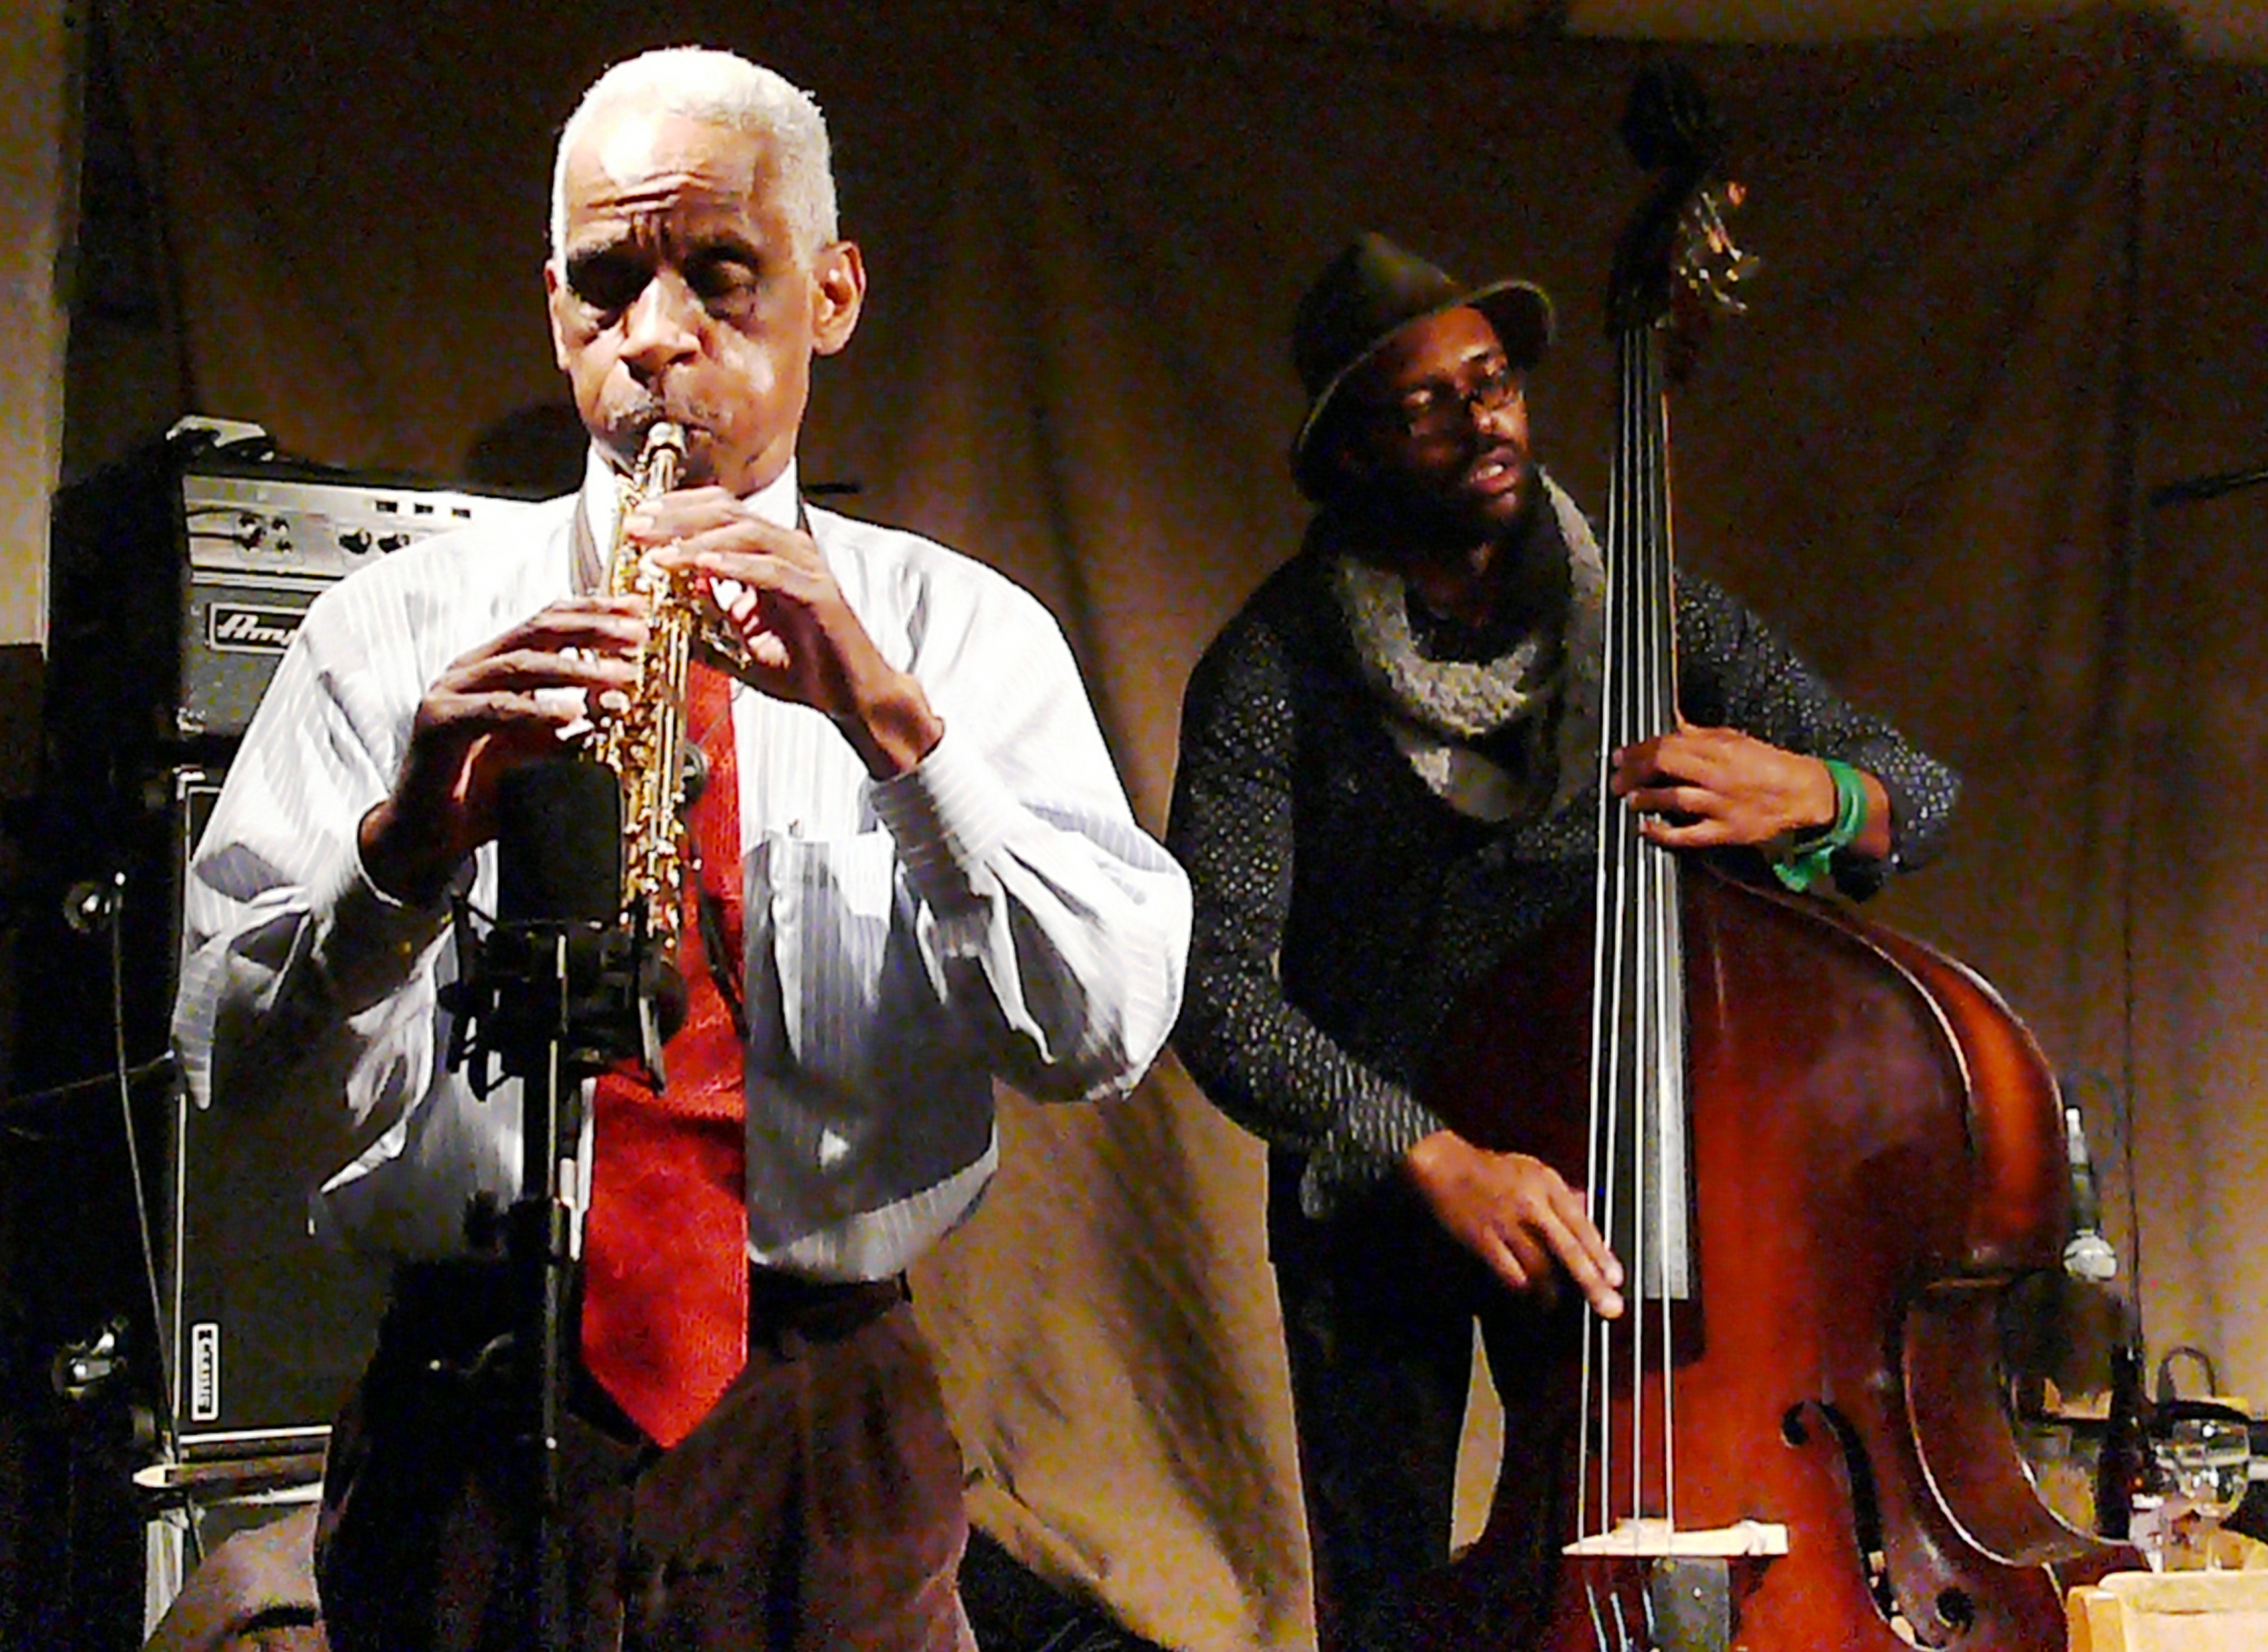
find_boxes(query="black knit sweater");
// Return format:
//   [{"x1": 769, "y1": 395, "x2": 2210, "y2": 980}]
[{"x1": 1166, "y1": 515, "x2": 1961, "y2": 1241}]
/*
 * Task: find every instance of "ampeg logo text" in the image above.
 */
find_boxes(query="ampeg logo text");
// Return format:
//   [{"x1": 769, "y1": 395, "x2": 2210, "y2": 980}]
[
  {"x1": 190, "y1": 1322, "x2": 222, "y2": 1422},
  {"x1": 207, "y1": 603, "x2": 305, "y2": 653}
]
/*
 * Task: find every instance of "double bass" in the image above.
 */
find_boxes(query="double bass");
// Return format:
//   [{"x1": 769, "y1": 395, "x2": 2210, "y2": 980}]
[{"x1": 1418, "y1": 64, "x2": 2127, "y2": 1651}]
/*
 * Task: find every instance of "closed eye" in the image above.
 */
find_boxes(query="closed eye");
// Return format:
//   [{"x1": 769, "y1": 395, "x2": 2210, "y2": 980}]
[
  {"x1": 564, "y1": 246, "x2": 652, "y2": 317},
  {"x1": 685, "y1": 248, "x2": 764, "y2": 311}
]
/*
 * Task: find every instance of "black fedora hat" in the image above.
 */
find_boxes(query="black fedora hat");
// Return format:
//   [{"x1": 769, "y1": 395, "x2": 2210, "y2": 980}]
[{"x1": 1290, "y1": 231, "x2": 1554, "y2": 498}]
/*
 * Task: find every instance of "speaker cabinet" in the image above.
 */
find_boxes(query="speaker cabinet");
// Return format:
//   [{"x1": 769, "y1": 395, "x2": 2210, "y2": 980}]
[
  {"x1": 13, "y1": 427, "x2": 534, "y2": 1647},
  {"x1": 34, "y1": 432, "x2": 533, "y2": 1454},
  {"x1": 162, "y1": 768, "x2": 387, "y2": 1458},
  {"x1": 2, "y1": 768, "x2": 387, "y2": 1462}
]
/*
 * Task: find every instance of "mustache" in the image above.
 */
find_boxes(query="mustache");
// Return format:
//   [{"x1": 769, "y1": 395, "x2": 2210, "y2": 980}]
[
  {"x1": 601, "y1": 393, "x2": 724, "y2": 479},
  {"x1": 610, "y1": 394, "x2": 714, "y2": 445}
]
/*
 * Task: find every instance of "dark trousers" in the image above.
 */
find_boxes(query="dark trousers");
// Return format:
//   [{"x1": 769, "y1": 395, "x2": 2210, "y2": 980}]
[
  {"x1": 1274, "y1": 1182, "x2": 1567, "y2": 1652},
  {"x1": 315, "y1": 1262, "x2": 971, "y2": 1652}
]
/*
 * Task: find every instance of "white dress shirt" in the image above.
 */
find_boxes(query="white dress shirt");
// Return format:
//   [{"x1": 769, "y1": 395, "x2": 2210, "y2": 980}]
[{"x1": 172, "y1": 454, "x2": 1191, "y2": 1279}]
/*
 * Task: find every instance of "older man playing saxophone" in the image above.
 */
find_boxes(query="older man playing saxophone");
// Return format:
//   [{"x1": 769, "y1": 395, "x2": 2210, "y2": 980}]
[{"x1": 173, "y1": 45, "x2": 1189, "y2": 1651}]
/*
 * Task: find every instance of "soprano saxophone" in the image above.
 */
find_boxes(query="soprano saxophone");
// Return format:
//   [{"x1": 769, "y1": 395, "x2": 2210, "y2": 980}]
[{"x1": 590, "y1": 420, "x2": 697, "y2": 970}]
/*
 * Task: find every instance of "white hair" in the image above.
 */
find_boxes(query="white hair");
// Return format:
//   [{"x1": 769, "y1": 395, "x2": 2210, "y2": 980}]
[{"x1": 548, "y1": 46, "x2": 838, "y2": 265}]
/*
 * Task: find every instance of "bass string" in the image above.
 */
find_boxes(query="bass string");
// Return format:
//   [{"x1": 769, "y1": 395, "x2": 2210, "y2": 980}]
[{"x1": 1581, "y1": 304, "x2": 1689, "y2": 1541}]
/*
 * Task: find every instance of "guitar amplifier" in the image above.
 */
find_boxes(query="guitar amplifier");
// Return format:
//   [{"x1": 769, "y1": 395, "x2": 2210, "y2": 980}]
[
  {"x1": 48, "y1": 422, "x2": 541, "y2": 770},
  {"x1": 177, "y1": 464, "x2": 537, "y2": 740},
  {"x1": 26, "y1": 424, "x2": 544, "y2": 1452},
  {"x1": 45, "y1": 421, "x2": 540, "y2": 803}
]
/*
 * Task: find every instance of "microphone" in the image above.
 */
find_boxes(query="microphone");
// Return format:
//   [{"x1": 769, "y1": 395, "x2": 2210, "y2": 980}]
[
  {"x1": 496, "y1": 755, "x2": 687, "y2": 1049},
  {"x1": 496, "y1": 757, "x2": 624, "y2": 925},
  {"x1": 2062, "y1": 1103, "x2": 2118, "y2": 1284},
  {"x1": 447, "y1": 757, "x2": 682, "y2": 1088}
]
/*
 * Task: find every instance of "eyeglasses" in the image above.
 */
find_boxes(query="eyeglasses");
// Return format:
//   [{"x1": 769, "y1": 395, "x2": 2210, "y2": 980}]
[{"x1": 1374, "y1": 360, "x2": 1526, "y2": 441}]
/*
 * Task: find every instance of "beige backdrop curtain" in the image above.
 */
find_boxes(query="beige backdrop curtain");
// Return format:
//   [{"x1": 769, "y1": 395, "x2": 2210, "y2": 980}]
[{"x1": 95, "y1": 3, "x2": 2268, "y2": 1646}]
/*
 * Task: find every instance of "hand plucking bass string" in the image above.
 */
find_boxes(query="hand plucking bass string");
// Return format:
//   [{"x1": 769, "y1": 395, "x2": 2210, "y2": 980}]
[
  {"x1": 1610, "y1": 722, "x2": 1893, "y2": 862},
  {"x1": 1408, "y1": 727, "x2": 1895, "y2": 1321}
]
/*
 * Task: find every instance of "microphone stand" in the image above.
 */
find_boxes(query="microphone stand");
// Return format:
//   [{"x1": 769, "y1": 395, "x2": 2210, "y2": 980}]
[
  {"x1": 442, "y1": 758, "x2": 663, "y2": 1652},
  {"x1": 2089, "y1": 460, "x2": 2268, "y2": 1542}
]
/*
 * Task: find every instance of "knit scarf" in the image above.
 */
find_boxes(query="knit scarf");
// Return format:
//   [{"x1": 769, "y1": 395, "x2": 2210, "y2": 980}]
[{"x1": 1325, "y1": 475, "x2": 1605, "y2": 824}]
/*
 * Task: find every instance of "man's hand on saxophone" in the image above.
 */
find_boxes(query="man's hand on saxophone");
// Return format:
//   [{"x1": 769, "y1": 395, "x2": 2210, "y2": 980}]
[
  {"x1": 626, "y1": 486, "x2": 946, "y2": 780},
  {"x1": 356, "y1": 594, "x2": 648, "y2": 907}
]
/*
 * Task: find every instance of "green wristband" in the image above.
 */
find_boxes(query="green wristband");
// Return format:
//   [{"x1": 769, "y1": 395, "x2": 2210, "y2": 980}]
[{"x1": 1771, "y1": 757, "x2": 1867, "y2": 894}]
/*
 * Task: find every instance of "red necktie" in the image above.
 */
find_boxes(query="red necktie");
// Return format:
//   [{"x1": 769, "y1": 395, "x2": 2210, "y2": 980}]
[{"x1": 580, "y1": 660, "x2": 749, "y2": 1447}]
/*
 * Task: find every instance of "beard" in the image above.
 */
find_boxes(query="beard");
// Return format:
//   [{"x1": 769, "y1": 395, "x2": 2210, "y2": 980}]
[{"x1": 1360, "y1": 443, "x2": 1541, "y2": 557}]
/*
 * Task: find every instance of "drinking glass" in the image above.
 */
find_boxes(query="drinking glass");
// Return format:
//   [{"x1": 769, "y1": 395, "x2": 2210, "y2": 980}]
[{"x1": 2157, "y1": 1412, "x2": 2252, "y2": 1568}]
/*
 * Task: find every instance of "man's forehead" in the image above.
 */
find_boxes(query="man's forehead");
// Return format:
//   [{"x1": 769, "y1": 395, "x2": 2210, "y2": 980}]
[
  {"x1": 1366, "y1": 306, "x2": 1507, "y2": 390},
  {"x1": 562, "y1": 107, "x2": 775, "y2": 230}
]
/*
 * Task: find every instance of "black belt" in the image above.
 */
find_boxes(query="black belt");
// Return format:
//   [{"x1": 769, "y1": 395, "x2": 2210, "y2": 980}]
[{"x1": 745, "y1": 1266, "x2": 909, "y2": 1356}]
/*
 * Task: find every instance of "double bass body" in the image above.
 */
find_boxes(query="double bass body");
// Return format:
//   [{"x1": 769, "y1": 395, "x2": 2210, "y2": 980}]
[
  {"x1": 1393, "y1": 60, "x2": 2121, "y2": 1651},
  {"x1": 1421, "y1": 863, "x2": 2097, "y2": 1650}
]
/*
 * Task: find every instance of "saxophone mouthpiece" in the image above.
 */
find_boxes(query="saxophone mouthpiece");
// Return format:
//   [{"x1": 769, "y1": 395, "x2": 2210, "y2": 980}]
[{"x1": 638, "y1": 419, "x2": 686, "y2": 497}]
